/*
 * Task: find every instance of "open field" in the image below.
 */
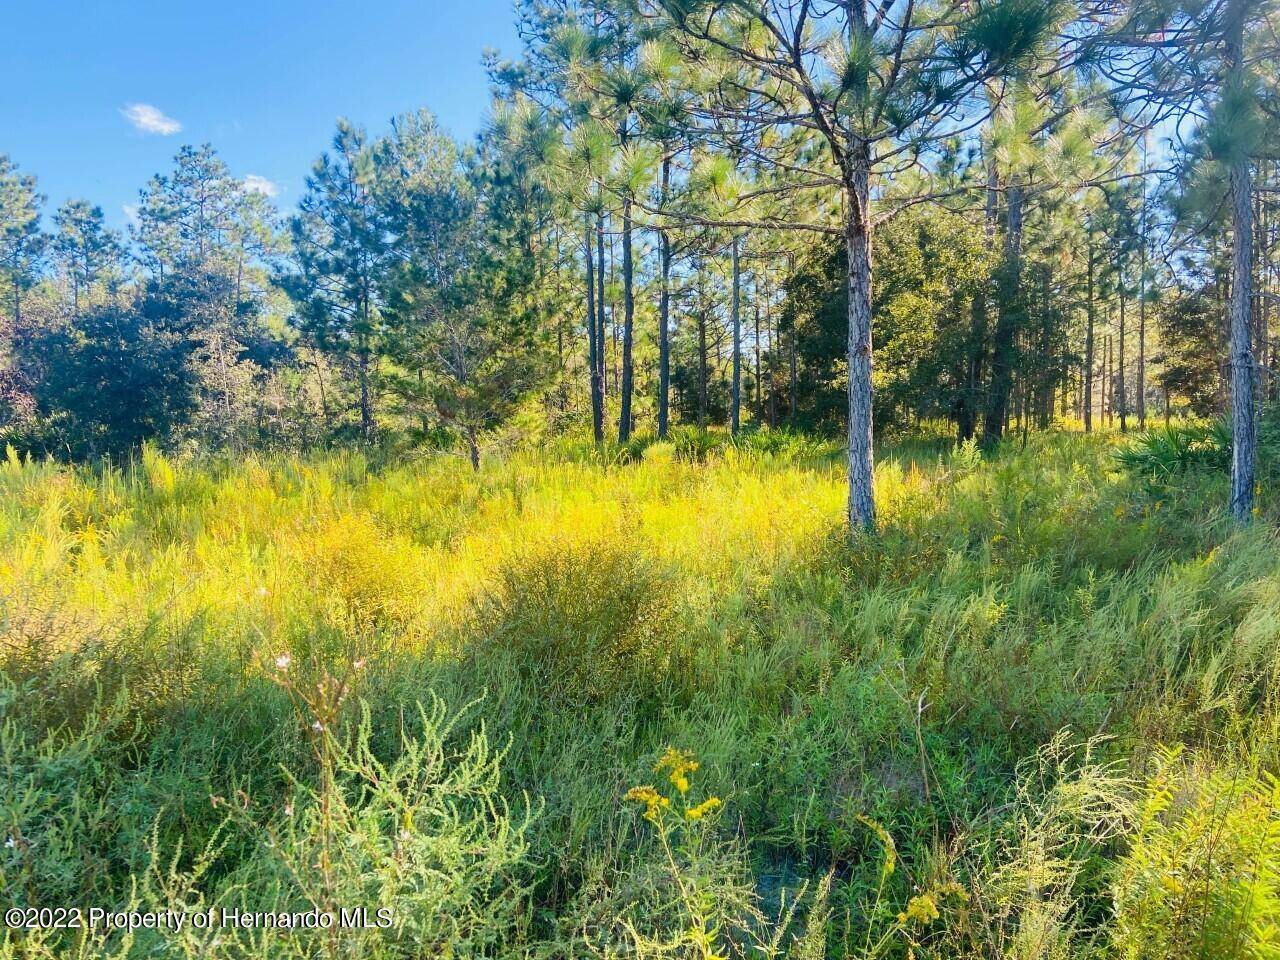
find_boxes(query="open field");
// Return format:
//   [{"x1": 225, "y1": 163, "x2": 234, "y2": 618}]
[{"x1": 3, "y1": 429, "x2": 1279, "y2": 958}]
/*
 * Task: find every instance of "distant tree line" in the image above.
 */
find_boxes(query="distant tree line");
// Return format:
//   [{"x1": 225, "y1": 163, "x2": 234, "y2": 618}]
[{"x1": 0, "y1": 0, "x2": 1277, "y2": 529}]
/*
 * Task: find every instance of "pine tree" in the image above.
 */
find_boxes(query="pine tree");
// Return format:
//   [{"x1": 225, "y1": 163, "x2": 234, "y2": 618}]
[
  {"x1": 52, "y1": 200, "x2": 123, "y2": 317},
  {"x1": 645, "y1": 0, "x2": 1068, "y2": 530},
  {"x1": 285, "y1": 121, "x2": 393, "y2": 440},
  {"x1": 0, "y1": 155, "x2": 45, "y2": 326}
]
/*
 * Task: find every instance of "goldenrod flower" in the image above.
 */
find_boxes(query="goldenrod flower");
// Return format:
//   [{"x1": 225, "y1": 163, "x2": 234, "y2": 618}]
[
  {"x1": 625, "y1": 785, "x2": 671, "y2": 822},
  {"x1": 898, "y1": 893, "x2": 940, "y2": 926},
  {"x1": 685, "y1": 797, "x2": 722, "y2": 821},
  {"x1": 655, "y1": 747, "x2": 699, "y2": 794}
]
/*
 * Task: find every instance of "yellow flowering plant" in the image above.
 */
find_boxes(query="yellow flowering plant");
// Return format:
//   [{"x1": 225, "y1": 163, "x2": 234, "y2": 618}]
[
  {"x1": 655, "y1": 746, "x2": 699, "y2": 795},
  {"x1": 849, "y1": 815, "x2": 972, "y2": 959},
  {"x1": 616, "y1": 748, "x2": 757, "y2": 960},
  {"x1": 626, "y1": 747, "x2": 721, "y2": 830}
]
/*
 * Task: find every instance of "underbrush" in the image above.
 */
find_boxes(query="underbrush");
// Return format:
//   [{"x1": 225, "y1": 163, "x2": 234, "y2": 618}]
[
  {"x1": 1115, "y1": 407, "x2": 1280, "y2": 484},
  {"x1": 1, "y1": 429, "x2": 1278, "y2": 957}
]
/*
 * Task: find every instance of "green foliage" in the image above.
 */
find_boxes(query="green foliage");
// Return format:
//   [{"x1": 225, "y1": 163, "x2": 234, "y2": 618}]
[
  {"x1": 0, "y1": 433, "x2": 1278, "y2": 957},
  {"x1": 471, "y1": 536, "x2": 680, "y2": 703},
  {"x1": 1153, "y1": 282, "x2": 1225, "y2": 417},
  {"x1": 0, "y1": 154, "x2": 44, "y2": 317},
  {"x1": 7, "y1": 288, "x2": 201, "y2": 458},
  {"x1": 563, "y1": 748, "x2": 826, "y2": 960},
  {"x1": 1112, "y1": 751, "x2": 1280, "y2": 960},
  {"x1": 780, "y1": 207, "x2": 992, "y2": 435},
  {"x1": 0, "y1": 675, "x2": 141, "y2": 907},
  {"x1": 953, "y1": 0, "x2": 1067, "y2": 74},
  {"x1": 1115, "y1": 420, "x2": 1233, "y2": 478},
  {"x1": 51, "y1": 199, "x2": 122, "y2": 310},
  {"x1": 1117, "y1": 408, "x2": 1280, "y2": 483},
  {"x1": 215, "y1": 696, "x2": 533, "y2": 959}
]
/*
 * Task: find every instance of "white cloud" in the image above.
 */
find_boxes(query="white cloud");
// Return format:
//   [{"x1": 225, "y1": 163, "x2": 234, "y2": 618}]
[
  {"x1": 241, "y1": 174, "x2": 280, "y2": 197},
  {"x1": 122, "y1": 204, "x2": 140, "y2": 227},
  {"x1": 120, "y1": 103, "x2": 182, "y2": 135}
]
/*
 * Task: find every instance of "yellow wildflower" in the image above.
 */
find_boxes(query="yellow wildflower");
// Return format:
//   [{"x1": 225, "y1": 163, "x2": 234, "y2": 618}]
[
  {"x1": 685, "y1": 797, "x2": 722, "y2": 821},
  {"x1": 655, "y1": 747, "x2": 699, "y2": 794},
  {"x1": 898, "y1": 893, "x2": 940, "y2": 926},
  {"x1": 625, "y1": 785, "x2": 671, "y2": 822},
  {"x1": 857, "y1": 815, "x2": 897, "y2": 877}
]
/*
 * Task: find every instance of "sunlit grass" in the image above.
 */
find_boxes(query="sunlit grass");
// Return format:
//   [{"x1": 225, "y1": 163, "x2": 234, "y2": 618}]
[{"x1": 2, "y1": 428, "x2": 1279, "y2": 957}]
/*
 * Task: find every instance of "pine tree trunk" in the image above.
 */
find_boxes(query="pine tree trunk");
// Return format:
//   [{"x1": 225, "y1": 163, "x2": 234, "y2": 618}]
[
  {"x1": 358, "y1": 288, "x2": 374, "y2": 440},
  {"x1": 754, "y1": 300, "x2": 762, "y2": 423},
  {"x1": 984, "y1": 179, "x2": 1023, "y2": 443},
  {"x1": 789, "y1": 327, "x2": 797, "y2": 422},
  {"x1": 731, "y1": 235, "x2": 741, "y2": 436},
  {"x1": 1084, "y1": 226, "x2": 1095, "y2": 433},
  {"x1": 1037, "y1": 271, "x2": 1053, "y2": 430},
  {"x1": 764, "y1": 277, "x2": 776, "y2": 427},
  {"x1": 466, "y1": 425, "x2": 480, "y2": 472},
  {"x1": 845, "y1": 159, "x2": 876, "y2": 531},
  {"x1": 315, "y1": 359, "x2": 330, "y2": 428},
  {"x1": 1119, "y1": 286, "x2": 1128, "y2": 432},
  {"x1": 1138, "y1": 179, "x2": 1148, "y2": 430},
  {"x1": 698, "y1": 286, "x2": 708, "y2": 428},
  {"x1": 358, "y1": 351, "x2": 372, "y2": 440},
  {"x1": 960, "y1": 164, "x2": 998, "y2": 441},
  {"x1": 657, "y1": 157, "x2": 672, "y2": 440},
  {"x1": 1105, "y1": 332, "x2": 1113, "y2": 427},
  {"x1": 1138, "y1": 288, "x2": 1147, "y2": 430},
  {"x1": 596, "y1": 213, "x2": 607, "y2": 406},
  {"x1": 1227, "y1": 0, "x2": 1257, "y2": 522},
  {"x1": 585, "y1": 215, "x2": 604, "y2": 443},
  {"x1": 1228, "y1": 168, "x2": 1257, "y2": 504},
  {"x1": 618, "y1": 196, "x2": 635, "y2": 443}
]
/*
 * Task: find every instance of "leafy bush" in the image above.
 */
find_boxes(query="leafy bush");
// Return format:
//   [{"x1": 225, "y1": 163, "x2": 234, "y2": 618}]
[
  {"x1": 1117, "y1": 407, "x2": 1280, "y2": 482},
  {"x1": 0, "y1": 675, "x2": 140, "y2": 907},
  {"x1": 470, "y1": 537, "x2": 680, "y2": 703},
  {"x1": 668, "y1": 427, "x2": 727, "y2": 464},
  {"x1": 1115, "y1": 421, "x2": 1232, "y2": 478},
  {"x1": 2, "y1": 693, "x2": 536, "y2": 959},
  {"x1": 1112, "y1": 750, "x2": 1280, "y2": 960}
]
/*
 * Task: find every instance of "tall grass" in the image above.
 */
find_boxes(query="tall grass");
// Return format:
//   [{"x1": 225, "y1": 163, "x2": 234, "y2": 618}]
[{"x1": 1, "y1": 430, "x2": 1278, "y2": 957}]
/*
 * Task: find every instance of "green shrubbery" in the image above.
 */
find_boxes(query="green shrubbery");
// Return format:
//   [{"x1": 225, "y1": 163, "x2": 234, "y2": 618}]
[
  {"x1": 1113, "y1": 751, "x2": 1280, "y2": 960},
  {"x1": 470, "y1": 537, "x2": 681, "y2": 704},
  {"x1": 3, "y1": 688, "x2": 535, "y2": 959},
  {"x1": 1116, "y1": 406, "x2": 1280, "y2": 483}
]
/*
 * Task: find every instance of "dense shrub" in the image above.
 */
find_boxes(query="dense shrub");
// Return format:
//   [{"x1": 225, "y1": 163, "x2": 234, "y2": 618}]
[
  {"x1": 470, "y1": 537, "x2": 680, "y2": 704},
  {"x1": 1114, "y1": 420, "x2": 1233, "y2": 477},
  {"x1": 1116, "y1": 407, "x2": 1280, "y2": 483}
]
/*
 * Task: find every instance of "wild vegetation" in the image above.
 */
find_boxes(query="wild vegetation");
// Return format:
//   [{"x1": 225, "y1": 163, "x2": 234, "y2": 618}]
[
  {"x1": 4, "y1": 0, "x2": 1280, "y2": 955},
  {"x1": 0, "y1": 429, "x2": 1278, "y2": 958}
]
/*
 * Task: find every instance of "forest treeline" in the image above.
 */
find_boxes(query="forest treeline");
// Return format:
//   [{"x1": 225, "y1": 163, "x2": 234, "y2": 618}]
[{"x1": 1, "y1": 0, "x2": 1277, "y2": 530}]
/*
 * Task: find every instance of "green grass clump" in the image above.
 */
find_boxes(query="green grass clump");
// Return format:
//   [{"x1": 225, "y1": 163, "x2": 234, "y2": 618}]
[
  {"x1": 469, "y1": 535, "x2": 680, "y2": 703},
  {"x1": 1, "y1": 429, "x2": 1279, "y2": 957}
]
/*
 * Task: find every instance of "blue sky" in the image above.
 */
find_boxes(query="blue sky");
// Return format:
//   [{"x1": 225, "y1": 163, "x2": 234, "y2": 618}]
[{"x1": 1, "y1": 0, "x2": 522, "y2": 229}]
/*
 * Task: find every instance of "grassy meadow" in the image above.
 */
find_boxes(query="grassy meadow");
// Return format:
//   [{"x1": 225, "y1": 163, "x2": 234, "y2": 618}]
[{"x1": 3, "y1": 428, "x2": 1280, "y2": 958}]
